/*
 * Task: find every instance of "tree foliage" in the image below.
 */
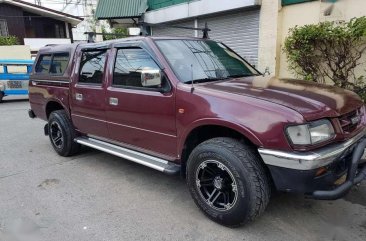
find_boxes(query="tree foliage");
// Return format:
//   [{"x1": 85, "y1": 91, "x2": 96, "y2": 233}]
[
  {"x1": 102, "y1": 27, "x2": 128, "y2": 40},
  {"x1": 283, "y1": 17, "x2": 366, "y2": 101},
  {"x1": 0, "y1": 35, "x2": 19, "y2": 46}
]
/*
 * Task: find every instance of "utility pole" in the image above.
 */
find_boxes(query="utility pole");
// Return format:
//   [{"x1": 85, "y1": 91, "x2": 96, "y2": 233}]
[{"x1": 83, "y1": 0, "x2": 103, "y2": 42}]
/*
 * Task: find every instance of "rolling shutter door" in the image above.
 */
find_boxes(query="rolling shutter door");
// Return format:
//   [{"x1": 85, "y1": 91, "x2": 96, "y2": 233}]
[
  {"x1": 151, "y1": 9, "x2": 260, "y2": 66},
  {"x1": 198, "y1": 9, "x2": 260, "y2": 66},
  {"x1": 152, "y1": 19, "x2": 195, "y2": 37}
]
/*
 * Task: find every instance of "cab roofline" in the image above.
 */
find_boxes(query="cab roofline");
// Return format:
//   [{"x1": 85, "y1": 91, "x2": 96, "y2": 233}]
[{"x1": 37, "y1": 36, "x2": 210, "y2": 53}]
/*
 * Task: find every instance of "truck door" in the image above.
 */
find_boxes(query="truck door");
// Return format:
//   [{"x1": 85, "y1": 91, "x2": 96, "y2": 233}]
[
  {"x1": 70, "y1": 48, "x2": 108, "y2": 138},
  {"x1": 105, "y1": 47, "x2": 177, "y2": 159}
]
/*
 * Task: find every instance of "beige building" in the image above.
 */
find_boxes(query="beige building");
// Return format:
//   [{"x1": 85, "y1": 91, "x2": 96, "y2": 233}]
[{"x1": 258, "y1": 0, "x2": 366, "y2": 79}]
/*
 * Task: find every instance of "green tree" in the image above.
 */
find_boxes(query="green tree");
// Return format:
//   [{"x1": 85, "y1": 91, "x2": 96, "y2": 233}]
[
  {"x1": 0, "y1": 36, "x2": 19, "y2": 46},
  {"x1": 102, "y1": 27, "x2": 129, "y2": 40},
  {"x1": 283, "y1": 17, "x2": 366, "y2": 101}
]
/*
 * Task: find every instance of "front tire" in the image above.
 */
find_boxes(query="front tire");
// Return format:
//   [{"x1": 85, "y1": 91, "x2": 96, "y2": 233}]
[
  {"x1": 0, "y1": 92, "x2": 4, "y2": 103},
  {"x1": 186, "y1": 137, "x2": 270, "y2": 227},
  {"x1": 48, "y1": 110, "x2": 80, "y2": 157}
]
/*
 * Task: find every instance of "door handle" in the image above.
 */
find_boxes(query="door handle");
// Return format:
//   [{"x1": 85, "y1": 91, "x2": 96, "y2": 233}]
[
  {"x1": 75, "y1": 93, "x2": 83, "y2": 101},
  {"x1": 109, "y1": 97, "x2": 118, "y2": 106}
]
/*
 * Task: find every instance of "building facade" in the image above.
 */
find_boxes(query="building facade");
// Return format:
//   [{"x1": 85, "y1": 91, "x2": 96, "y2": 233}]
[
  {"x1": 95, "y1": 0, "x2": 366, "y2": 77},
  {"x1": 146, "y1": 0, "x2": 261, "y2": 67},
  {"x1": 278, "y1": 0, "x2": 366, "y2": 79},
  {"x1": 0, "y1": 0, "x2": 82, "y2": 53}
]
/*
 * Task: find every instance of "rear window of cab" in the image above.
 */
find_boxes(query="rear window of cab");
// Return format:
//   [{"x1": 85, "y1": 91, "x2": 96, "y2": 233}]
[{"x1": 35, "y1": 52, "x2": 70, "y2": 75}]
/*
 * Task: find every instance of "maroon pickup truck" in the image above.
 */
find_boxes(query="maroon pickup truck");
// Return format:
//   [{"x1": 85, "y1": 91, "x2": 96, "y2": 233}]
[{"x1": 28, "y1": 36, "x2": 366, "y2": 227}]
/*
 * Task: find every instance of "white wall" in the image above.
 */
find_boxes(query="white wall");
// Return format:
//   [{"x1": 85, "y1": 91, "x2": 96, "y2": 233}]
[
  {"x1": 24, "y1": 38, "x2": 71, "y2": 52},
  {"x1": 0, "y1": 45, "x2": 31, "y2": 59},
  {"x1": 0, "y1": 45, "x2": 31, "y2": 73},
  {"x1": 144, "y1": 0, "x2": 259, "y2": 23}
]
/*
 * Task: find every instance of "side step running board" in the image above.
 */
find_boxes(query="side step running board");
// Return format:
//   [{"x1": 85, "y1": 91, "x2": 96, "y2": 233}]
[{"x1": 74, "y1": 137, "x2": 180, "y2": 175}]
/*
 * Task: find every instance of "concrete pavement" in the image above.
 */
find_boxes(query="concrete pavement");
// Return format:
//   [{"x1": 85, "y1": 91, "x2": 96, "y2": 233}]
[{"x1": 0, "y1": 97, "x2": 365, "y2": 241}]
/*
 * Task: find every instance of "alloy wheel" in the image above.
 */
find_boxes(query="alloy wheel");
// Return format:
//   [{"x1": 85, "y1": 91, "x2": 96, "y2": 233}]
[
  {"x1": 195, "y1": 160, "x2": 238, "y2": 211},
  {"x1": 50, "y1": 121, "x2": 64, "y2": 149}
]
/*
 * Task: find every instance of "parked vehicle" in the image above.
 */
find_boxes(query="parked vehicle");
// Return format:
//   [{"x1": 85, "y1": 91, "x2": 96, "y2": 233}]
[
  {"x1": 28, "y1": 37, "x2": 366, "y2": 227},
  {"x1": 0, "y1": 59, "x2": 33, "y2": 102}
]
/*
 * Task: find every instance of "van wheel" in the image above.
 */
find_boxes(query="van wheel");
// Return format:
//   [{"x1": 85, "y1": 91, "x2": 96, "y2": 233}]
[
  {"x1": 186, "y1": 137, "x2": 270, "y2": 227},
  {"x1": 48, "y1": 110, "x2": 80, "y2": 157},
  {"x1": 0, "y1": 92, "x2": 4, "y2": 103}
]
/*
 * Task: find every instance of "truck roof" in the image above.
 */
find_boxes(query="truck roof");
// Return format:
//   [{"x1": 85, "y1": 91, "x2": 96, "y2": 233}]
[{"x1": 37, "y1": 36, "x2": 207, "y2": 55}]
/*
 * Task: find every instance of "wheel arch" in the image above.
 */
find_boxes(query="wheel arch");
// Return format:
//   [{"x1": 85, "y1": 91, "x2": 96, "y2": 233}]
[
  {"x1": 179, "y1": 119, "x2": 263, "y2": 164},
  {"x1": 45, "y1": 99, "x2": 69, "y2": 119}
]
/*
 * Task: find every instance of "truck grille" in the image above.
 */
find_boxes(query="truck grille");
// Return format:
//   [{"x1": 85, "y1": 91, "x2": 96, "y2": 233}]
[{"x1": 338, "y1": 108, "x2": 362, "y2": 134}]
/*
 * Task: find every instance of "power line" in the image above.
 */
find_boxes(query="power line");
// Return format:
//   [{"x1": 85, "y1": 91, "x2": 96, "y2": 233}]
[
  {"x1": 0, "y1": 15, "x2": 91, "y2": 18},
  {"x1": 32, "y1": 0, "x2": 96, "y2": 6},
  {"x1": 34, "y1": 0, "x2": 96, "y2": 4}
]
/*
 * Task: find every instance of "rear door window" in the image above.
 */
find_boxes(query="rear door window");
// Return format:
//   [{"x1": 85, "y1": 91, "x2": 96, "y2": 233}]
[
  {"x1": 79, "y1": 50, "x2": 107, "y2": 85},
  {"x1": 35, "y1": 54, "x2": 52, "y2": 74}
]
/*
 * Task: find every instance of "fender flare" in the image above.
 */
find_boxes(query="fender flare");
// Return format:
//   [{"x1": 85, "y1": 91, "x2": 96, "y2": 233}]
[
  {"x1": 177, "y1": 118, "x2": 263, "y2": 158},
  {"x1": 44, "y1": 98, "x2": 70, "y2": 119}
]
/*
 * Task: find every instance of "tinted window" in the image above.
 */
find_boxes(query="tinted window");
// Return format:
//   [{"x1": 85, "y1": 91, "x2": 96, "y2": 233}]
[
  {"x1": 35, "y1": 54, "x2": 52, "y2": 74},
  {"x1": 79, "y1": 50, "x2": 107, "y2": 84},
  {"x1": 113, "y1": 48, "x2": 160, "y2": 88},
  {"x1": 156, "y1": 40, "x2": 259, "y2": 83},
  {"x1": 50, "y1": 53, "x2": 69, "y2": 74}
]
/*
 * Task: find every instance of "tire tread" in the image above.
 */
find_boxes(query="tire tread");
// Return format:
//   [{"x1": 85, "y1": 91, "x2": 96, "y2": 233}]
[
  {"x1": 49, "y1": 110, "x2": 80, "y2": 156},
  {"x1": 187, "y1": 137, "x2": 270, "y2": 227}
]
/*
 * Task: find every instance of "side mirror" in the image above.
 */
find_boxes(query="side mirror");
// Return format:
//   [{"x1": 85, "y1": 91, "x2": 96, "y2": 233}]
[{"x1": 141, "y1": 69, "x2": 162, "y2": 88}]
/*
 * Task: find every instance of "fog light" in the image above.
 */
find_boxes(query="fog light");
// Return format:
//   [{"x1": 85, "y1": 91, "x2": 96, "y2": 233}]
[{"x1": 334, "y1": 174, "x2": 347, "y2": 185}]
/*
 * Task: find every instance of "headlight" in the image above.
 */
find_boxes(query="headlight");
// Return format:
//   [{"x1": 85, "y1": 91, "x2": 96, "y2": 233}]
[
  {"x1": 361, "y1": 105, "x2": 366, "y2": 122},
  {"x1": 286, "y1": 119, "x2": 335, "y2": 145}
]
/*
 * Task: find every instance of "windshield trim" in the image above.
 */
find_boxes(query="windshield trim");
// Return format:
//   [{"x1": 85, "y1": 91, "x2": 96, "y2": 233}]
[{"x1": 220, "y1": 42, "x2": 262, "y2": 76}]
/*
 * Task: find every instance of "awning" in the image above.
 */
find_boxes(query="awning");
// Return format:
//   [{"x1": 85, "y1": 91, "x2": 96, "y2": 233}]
[
  {"x1": 95, "y1": 0, "x2": 148, "y2": 20},
  {"x1": 1, "y1": 0, "x2": 83, "y2": 26}
]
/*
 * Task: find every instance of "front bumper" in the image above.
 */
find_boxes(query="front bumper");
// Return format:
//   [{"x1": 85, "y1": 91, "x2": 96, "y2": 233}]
[{"x1": 258, "y1": 128, "x2": 366, "y2": 200}]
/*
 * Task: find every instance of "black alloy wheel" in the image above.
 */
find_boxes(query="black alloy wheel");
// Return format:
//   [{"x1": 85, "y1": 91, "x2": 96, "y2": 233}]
[{"x1": 195, "y1": 160, "x2": 238, "y2": 211}]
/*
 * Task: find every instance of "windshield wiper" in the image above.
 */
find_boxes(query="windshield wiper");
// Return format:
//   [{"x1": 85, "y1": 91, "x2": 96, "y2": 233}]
[
  {"x1": 184, "y1": 77, "x2": 229, "y2": 84},
  {"x1": 227, "y1": 74, "x2": 255, "y2": 78}
]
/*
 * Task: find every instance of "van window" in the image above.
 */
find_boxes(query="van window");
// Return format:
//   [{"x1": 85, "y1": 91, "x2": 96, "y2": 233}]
[
  {"x1": 79, "y1": 50, "x2": 107, "y2": 84},
  {"x1": 50, "y1": 53, "x2": 69, "y2": 74},
  {"x1": 35, "y1": 54, "x2": 52, "y2": 74}
]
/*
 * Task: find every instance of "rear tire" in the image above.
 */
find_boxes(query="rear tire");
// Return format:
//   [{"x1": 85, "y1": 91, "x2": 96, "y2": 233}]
[
  {"x1": 186, "y1": 137, "x2": 270, "y2": 227},
  {"x1": 48, "y1": 110, "x2": 80, "y2": 156}
]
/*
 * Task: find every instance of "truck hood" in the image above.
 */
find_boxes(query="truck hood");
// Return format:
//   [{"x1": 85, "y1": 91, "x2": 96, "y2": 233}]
[{"x1": 200, "y1": 76, "x2": 364, "y2": 120}]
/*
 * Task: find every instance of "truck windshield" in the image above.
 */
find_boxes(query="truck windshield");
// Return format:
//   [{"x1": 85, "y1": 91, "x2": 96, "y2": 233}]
[{"x1": 155, "y1": 39, "x2": 260, "y2": 83}]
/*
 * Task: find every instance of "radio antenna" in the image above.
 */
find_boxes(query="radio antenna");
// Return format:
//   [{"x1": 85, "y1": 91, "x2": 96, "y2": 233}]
[
  {"x1": 190, "y1": 64, "x2": 195, "y2": 93},
  {"x1": 202, "y1": 22, "x2": 210, "y2": 39}
]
